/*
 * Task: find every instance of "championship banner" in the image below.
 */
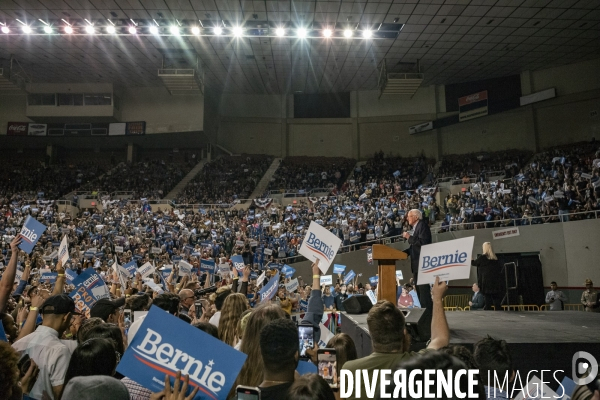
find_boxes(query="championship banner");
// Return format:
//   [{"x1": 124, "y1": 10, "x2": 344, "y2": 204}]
[
  {"x1": 458, "y1": 90, "x2": 488, "y2": 122},
  {"x1": 417, "y1": 236, "x2": 475, "y2": 285},
  {"x1": 258, "y1": 271, "x2": 280, "y2": 301},
  {"x1": 299, "y1": 221, "x2": 342, "y2": 274},
  {"x1": 200, "y1": 259, "x2": 215, "y2": 273},
  {"x1": 285, "y1": 278, "x2": 299, "y2": 292},
  {"x1": 138, "y1": 262, "x2": 155, "y2": 279},
  {"x1": 59, "y1": 235, "x2": 70, "y2": 266},
  {"x1": 231, "y1": 255, "x2": 245, "y2": 271},
  {"x1": 18, "y1": 216, "x2": 47, "y2": 254},
  {"x1": 69, "y1": 268, "x2": 110, "y2": 317},
  {"x1": 116, "y1": 306, "x2": 247, "y2": 400},
  {"x1": 281, "y1": 264, "x2": 295, "y2": 279}
]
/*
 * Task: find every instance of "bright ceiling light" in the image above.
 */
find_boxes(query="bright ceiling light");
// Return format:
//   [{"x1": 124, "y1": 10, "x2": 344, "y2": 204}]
[
  {"x1": 85, "y1": 25, "x2": 95, "y2": 34},
  {"x1": 191, "y1": 26, "x2": 200, "y2": 35},
  {"x1": 297, "y1": 27, "x2": 307, "y2": 38},
  {"x1": 170, "y1": 26, "x2": 179, "y2": 35},
  {"x1": 128, "y1": 26, "x2": 137, "y2": 34},
  {"x1": 344, "y1": 29, "x2": 352, "y2": 38},
  {"x1": 1, "y1": 26, "x2": 9, "y2": 34},
  {"x1": 43, "y1": 26, "x2": 52, "y2": 34},
  {"x1": 213, "y1": 26, "x2": 222, "y2": 35},
  {"x1": 323, "y1": 29, "x2": 332, "y2": 37},
  {"x1": 149, "y1": 25, "x2": 159, "y2": 35},
  {"x1": 106, "y1": 25, "x2": 116, "y2": 34},
  {"x1": 64, "y1": 26, "x2": 73, "y2": 34},
  {"x1": 22, "y1": 26, "x2": 32, "y2": 34},
  {"x1": 362, "y1": 30, "x2": 372, "y2": 38},
  {"x1": 275, "y1": 27, "x2": 285, "y2": 36},
  {"x1": 232, "y1": 26, "x2": 243, "y2": 37}
]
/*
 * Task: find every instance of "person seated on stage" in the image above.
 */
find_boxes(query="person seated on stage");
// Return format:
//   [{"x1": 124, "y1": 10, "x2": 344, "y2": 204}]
[
  {"x1": 545, "y1": 281, "x2": 568, "y2": 311},
  {"x1": 258, "y1": 318, "x2": 299, "y2": 400},
  {"x1": 322, "y1": 286, "x2": 335, "y2": 311},
  {"x1": 396, "y1": 282, "x2": 421, "y2": 309},
  {"x1": 474, "y1": 336, "x2": 515, "y2": 400},
  {"x1": 397, "y1": 284, "x2": 414, "y2": 308},
  {"x1": 581, "y1": 279, "x2": 599, "y2": 313},
  {"x1": 469, "y1": 283, "x2": 485, "y2": 310},
  {"x1": 341, "y1": 277, "x2": 449, "y2": 400}
]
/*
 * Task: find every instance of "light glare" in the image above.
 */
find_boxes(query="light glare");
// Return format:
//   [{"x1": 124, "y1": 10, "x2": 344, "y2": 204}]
[
  {"x1": 22, "y1": 26, "x2": 32, "y2": 34},
  {"x1": 44, "y1": 26, "x2": 52, "y2": 34},
  {"x1": 362, "y1": 30, "x2": 372, "y2": 38},
  {"x1": 149, "y1": 25, "x2": 159, "y2": 34},
  {"x1": 1, "y1": 26, "x2": 9, "y2": 34},
  {"x1": 213, "y1": 27, "x2": 222, "y2": 35},
  {"x1": 344, "y1": 29, "x2": 352, "y2": 38},
  {"x1": 85, "y1": 25, "x2": 95, "y2": 34},
  {"x1": 106, "y1": 25, "x2": 116, "y2": 34},
  {"x1": 232, "y1": 26, "x2": 243, "y2": 37},
  {"x1": 64, "y1": 26, "x2": 73, "y2": 34},
  {"x1": 297, "y1": 28, "x2": 307, "y2": 38},
  {"x1": 170, "y1": 26, "x2": 179, "y2": 35},
  {"x1": 323, "y1": 29, "x2": 332, "y2": 37},
  {"x1": 275, "y1": 27, "x2": 285, "y2": 36},
  {"x1": 128, "y1": 26, "x2": 137, "y2": 34},
  {"x1": 191, "y1": 26, "x2": 200, "y2": 35}
]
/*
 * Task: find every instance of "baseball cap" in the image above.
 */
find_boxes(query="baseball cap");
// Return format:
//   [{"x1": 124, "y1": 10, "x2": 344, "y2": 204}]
[
  {"x1": 90, "y1": 297, "x2": 126, "y2": 321},
  {"x1": 40, "y1": 294, "x2": 80, "y2": 315}
]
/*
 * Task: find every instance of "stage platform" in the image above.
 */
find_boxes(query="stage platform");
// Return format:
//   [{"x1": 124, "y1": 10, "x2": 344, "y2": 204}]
[{"x1": 341, "y1": 311, "x2": 600, "y2": 375}]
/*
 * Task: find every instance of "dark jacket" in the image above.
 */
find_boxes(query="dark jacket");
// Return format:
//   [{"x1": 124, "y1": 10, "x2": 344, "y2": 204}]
[
  {"x1": 471, "y1": 291, "x2": 485, "y2": 310},
  {"x1": 403, "y1": 220, "x2": 432, "y2": 274},
  {"x1": 472, "y1": 255, "x2": 505, "y2": 295}
]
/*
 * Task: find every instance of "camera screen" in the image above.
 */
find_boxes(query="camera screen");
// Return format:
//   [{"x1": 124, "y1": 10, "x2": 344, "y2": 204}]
[
  {"x1": 318, "y1": 352, "x2": 337, "y2": 385},
  {"x1": 298, "y1": 325, "x2": 314, "y2": 357}
]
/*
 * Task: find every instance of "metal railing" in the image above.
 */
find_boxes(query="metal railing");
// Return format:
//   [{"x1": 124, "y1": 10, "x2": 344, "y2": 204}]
[{"x1": 435, "y1": 210, "x2": 599, "y2": 234}]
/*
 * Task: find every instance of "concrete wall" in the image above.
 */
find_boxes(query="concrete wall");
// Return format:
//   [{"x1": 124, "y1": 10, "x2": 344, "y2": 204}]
[
  {"x1": 531, "y1": 58, "x2": 600, "y2": 96},
  {"x1": 289, "y1": 218, "x2": 600, "y2": 301},
  {"x1": 289, "y1": 120, "x2": 354, "y2": 157},
  {"x1": 0, "y1": 92, "x2": 30, "y2": 136},
  {"x1": 120, "y1": 87, "x2": 204, "y2": 134}
]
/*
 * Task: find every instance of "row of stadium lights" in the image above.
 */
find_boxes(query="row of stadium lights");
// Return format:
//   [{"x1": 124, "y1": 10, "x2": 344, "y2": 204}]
[{"x1": 0, "y1": 20, "x2": 375, "y2": 38}]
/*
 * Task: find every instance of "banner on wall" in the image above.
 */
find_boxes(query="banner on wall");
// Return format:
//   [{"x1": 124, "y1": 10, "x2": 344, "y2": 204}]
[
  {"x1": 458, "y1": 90, "x2": 488, "y2": 122},
  {"x1": 108, "y1": 123, "x2": 127, "y2": 136},
  {"x1": 7, "y1": 122, "x2": 28, "y2": 136},
  {"x1": 28, "y1": 123, "x2": 47, "y2": 136}
]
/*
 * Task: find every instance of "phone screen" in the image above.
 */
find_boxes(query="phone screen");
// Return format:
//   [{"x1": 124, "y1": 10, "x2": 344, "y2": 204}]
[
  {"x1": 195, "y1": 301, "x2": 203, "y2": 318},
  {"x1": 318, "y1": 350, "x2": 337, "y2": 386},
  {"x1": 298, "y1": 325, "x2": 314, "y2": 357},
  {"x1": 236, "y1": 386, "x2": 260, "y2": 400}
]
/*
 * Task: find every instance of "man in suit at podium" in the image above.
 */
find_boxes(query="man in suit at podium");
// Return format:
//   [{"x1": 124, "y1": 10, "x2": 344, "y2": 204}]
[{"x1": 401, "y1": 209, "x2": 433, "y2": 318}]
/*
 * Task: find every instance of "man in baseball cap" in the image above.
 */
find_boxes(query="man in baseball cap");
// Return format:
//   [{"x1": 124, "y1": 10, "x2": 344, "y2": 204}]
[
  {"x1": 90, "y1": 297, "x2": 125, "y2": 323},
  {"x1": 12, "y1": 294, "x2": 79, "y2": 400}
]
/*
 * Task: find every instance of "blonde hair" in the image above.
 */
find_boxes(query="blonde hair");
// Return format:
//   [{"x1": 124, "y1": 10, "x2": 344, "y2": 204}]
[
  {"x1": 218, "y1": 293, "x2": 248, "y2": 347},
  {"x1": 482, "y1": 242, "x2": 497, "y2": 260}
]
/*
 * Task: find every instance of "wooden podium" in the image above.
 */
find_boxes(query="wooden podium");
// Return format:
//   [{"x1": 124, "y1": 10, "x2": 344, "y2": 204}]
[{"x1": 372, "y1": 244, "x2": 408, "y2": 304}]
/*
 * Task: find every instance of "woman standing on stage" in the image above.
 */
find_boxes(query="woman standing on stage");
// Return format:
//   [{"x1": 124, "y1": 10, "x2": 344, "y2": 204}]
[{"x1": 472, "y1": 242, "x2": 505, "y2": 310}]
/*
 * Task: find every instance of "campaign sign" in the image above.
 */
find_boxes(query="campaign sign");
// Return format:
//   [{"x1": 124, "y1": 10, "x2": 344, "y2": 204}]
[
  {"x1": 115, "y1": 246, "x2": 124, "y2": 253},
  {"x1": 285, "y1": 278, "x2": 299, "y2": 292},
  {"x1": 231, "y1": 255, "x2": 245, "y2": 271},
  {"x1": 417, "y1": 236, "x2": 475, "y2": 285},
  {"x1": 123, "y1": 261, "x2": 137, "y2": 277},
  {"x1": 116, "y1": 306, "x2": 247, "y2": 400},
  {"x1": 263, "y1": 248, "x2": 273, "y2": 256},
  {"x1": 18, "y1": 216, "x2": 47, "y2": 254},
  {"x1": 366, "y1": 290, "x2": 377, "y2": 305},
  {"x1": 298, "y1": 221, "x2": 342, "y2": 274},
  {"x1": 0, "y1": 322, "x2": 6, "y2": 341},
  {"x1": 178, "y1": 261, "x2": 193, "y2": 277},
  {"x1": 65, "y1": 268, "x2": 77, "y2": 283},
  {"x1": 367, "y1": 247, "x2": 373, "y2": 265},
  {"x1": 258, "y1": 271, "x2": 280, "y2": 302},
  {"x1": 200, "y1": 259, "x2": 216, "y2": 273},
  {"x1": 14, "y1": 269, "x2": 23, "y2": 284},
  {"x1": 333, "y1": 264, "x2": 346, "y2": 274},
  {"x1": 396, "y1": 270, "x2": 404, "y2": 280},
  {"x1": 299, "y1": 299, "x2": 308, "y2": 312},
  {"x1": 40, "y1": 272, "x2": 58, "y2": 285},
  {"x1": 69, "y1": 269, "x2": 110, "y2": 318},
  {"x1": 320, "y1": 275, "x2": 333, "y2": 286},
  {"x1": 369, "y1": 276, "x2": 379, "y2": 285},
  {"x1": 281, "y1": 264, "x2": 295, "y2": 279},
  {"x1": 343, "y1": 270, "x2": 356, "y2": 285},
  {"x1": 138, "y1": 262, "x2": 155, "y2": 279},
  {"x1": 59, "y1": 235, "x2": 70, "y2": 265},
  {"x1": 151, "y1": 247, "x2": 162, "y2": 254}
]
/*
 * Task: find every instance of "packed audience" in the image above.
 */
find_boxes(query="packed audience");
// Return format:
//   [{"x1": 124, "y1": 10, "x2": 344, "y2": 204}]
[
  {"x1": 176, "y1": 154, "x2": 273, "y2": 205},
  {"x1": 437, "y1": 149, "x2": 533, "y2": 181},
  {"x1": 439, "y1": 141, "x2": 600, "y2": 232},
  {"x1": 267, "y1": 156, "x2": 356, "y2": 193}
]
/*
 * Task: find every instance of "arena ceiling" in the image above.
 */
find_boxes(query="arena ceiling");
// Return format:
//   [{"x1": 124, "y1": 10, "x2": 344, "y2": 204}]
[{"x1": 0, "y1": 0, "x2": 599, "y2": 95}]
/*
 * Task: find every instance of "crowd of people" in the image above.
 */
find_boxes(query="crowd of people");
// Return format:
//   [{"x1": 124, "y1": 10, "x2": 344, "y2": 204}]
[
  {"x1": 438, "y1": 141, "x2": 600, "y2": 232},
  {"x1": 436, "y1": 149, "x2": 533, "y2": 182},
  {"x1": 176, "y1": 154, "x2": 274, "y2": 205}
]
